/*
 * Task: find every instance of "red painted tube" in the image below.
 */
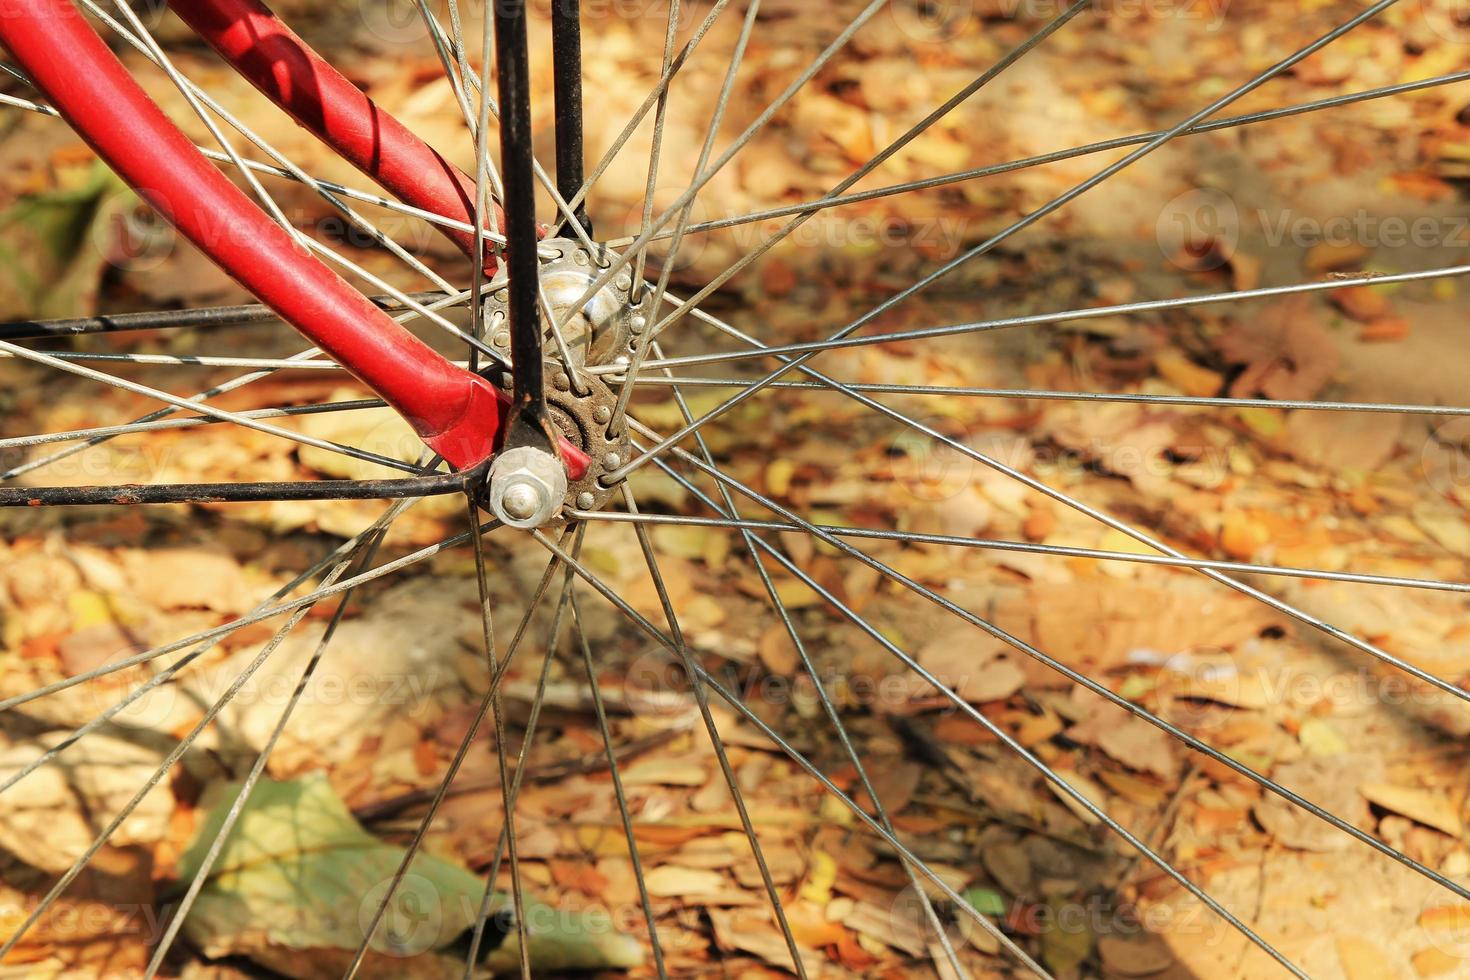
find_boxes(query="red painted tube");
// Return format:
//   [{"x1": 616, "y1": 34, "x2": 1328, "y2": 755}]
[
  {"x1": 0, "y1": 0, "x2": 587, "y2": 478},
  {"x1": 170, "y1": 0, "x2": 494, "y2": 260}
]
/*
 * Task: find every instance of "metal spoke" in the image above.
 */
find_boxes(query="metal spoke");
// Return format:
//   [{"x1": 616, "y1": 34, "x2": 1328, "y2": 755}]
[
  {"x1": 566, "y1": 586, "x2": 669, "y2": 978},
  {"x1": 628, "y1": 0, "x2": 682, "y2": 297},
  {"x1": 641, "y1": 446, "x2": 1470, "y2": 907},
  {"x1": 535, "y1": 529, "x2": 1054, "y2": 980},
  {"x1": 623, "y1": 295, "x2": 1470, "y2": 705},
  {"x1": 544, "y1": 0, "x2": 887, "y2": 353},
  {"x1": 462, "y1": 527, "x2": 584, "y2": 978},
  {"x1": 0, "y1": 338, "x2": 428, "y2": 474},
  {"x1": 620, "y1": 375, "x2": 1470, "y2": 417},
  {"x1": 607, "y1": 0, "x2": 761, "y2": 438},
  {"x1": 644, "y1": 338, "x2": 968, "y2": 977},
  {"x1": 468, "y1": 0, "x2": 500, "y2": 374},
  {"x1": 0, "y1": 493, "x2": 408, "y2": 962},
  {"x1": 603, "y1": 261, "x2": 1470, "y2": 373},
  {"x1": 416, "y1": 8, "x2": 602, "y2": 259},
  {"x1": 641, "y1": 0, "x2": 1092, "y2": 344},
  {"x1": 0, "y1": 519, "x2": 493, "y2": 711},
  {"x1": 85, "y1": 0, "x2": 461, "y2": 295},
  {"x1": 616, "y1": 482, "x2": 810, "y2": 978},
  {"x1": 104, "y1": 0, "x2": 298, "y2": 239},
  {"x1": 560, "y1": 0, "x2": 736, "y2": 221},
  {"x1": 345, "y1": 535, "x2": 567, "y2": 980},
  {"x1": 0, "y1": 399, "x2": 383, "y2": 452},
  {"x1": 0, "y1": 493, "x2": 422, "y2": 805},
  {"x1": 601, "y1": 68, "x2": 1470, "y2": 247},
  {"x1": 142, "y1": 492, "x2": 411, "y2": 978},
  {"x1": 2, "y1": 288, "x2": 473, "y2": 483},
  {"x1": 571, "y1": 510, "x2": 1470, "y2": 594},
  {"x1": 606, "y1": 0, "x2": 1401, "y2": 481},
  {"x1": 465, "y1": 492, "x2": 532, "y2": 980}
]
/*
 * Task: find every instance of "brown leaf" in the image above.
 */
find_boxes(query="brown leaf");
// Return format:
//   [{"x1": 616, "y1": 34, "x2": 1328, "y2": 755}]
[
  {"x1": 1360, "y1": 783, "x2": 1464, "y2": 836},
  {"x1": 1215, "y1": 297, "x2": 1340, "y2": 401}
]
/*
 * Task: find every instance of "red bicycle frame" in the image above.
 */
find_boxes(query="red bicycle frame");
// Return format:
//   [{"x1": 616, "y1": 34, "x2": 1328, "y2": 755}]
[{"x1": 0, "y1": 0, "x2": 587, "y2": 478}]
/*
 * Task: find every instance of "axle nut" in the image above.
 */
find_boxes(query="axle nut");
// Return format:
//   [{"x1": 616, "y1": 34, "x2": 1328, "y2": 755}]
[{"x1": 487, "y1": 446, "x2": 568, "y2": 529}]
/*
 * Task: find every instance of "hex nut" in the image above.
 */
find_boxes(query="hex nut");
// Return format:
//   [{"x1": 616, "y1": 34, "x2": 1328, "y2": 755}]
[{"x1": 487, "y1": 447, "x2": 568, "y2": 528}]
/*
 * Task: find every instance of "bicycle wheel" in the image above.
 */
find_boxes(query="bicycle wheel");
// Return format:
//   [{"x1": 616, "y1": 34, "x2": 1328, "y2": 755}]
[{"x1": 0, "y1": 0, "x2": 1469, "y2": 977}]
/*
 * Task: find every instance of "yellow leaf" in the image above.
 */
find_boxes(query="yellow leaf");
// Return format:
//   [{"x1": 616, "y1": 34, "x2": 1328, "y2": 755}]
[
  {"x1": 799, "y1": 850, "x2": 837, "y2": 904},
  {"x1": 67, "y1": 590, "x2": 112, "y2": 629}
]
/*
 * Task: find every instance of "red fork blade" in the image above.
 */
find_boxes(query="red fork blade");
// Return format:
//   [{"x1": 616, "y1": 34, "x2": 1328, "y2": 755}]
[
  {"x1": 171, "y1": 0, "x2": 497, "y2": 261},
  {"x1": 0, "y1": 0, "x2": 588, "y2": 479}
]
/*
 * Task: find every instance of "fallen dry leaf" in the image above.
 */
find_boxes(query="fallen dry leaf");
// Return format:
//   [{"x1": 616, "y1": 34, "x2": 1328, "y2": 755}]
[{"x1": 1360, "y1": 782, "x2": 1464, "y2": 837}]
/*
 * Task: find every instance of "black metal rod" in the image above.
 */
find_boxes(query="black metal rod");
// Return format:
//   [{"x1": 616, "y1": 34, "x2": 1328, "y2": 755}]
[
  {"x1": 0, "y1": 292, "x2": 450, "y2": 341},
  {"x1": 551, "y1": 0, "x2": 590, "y2": 237},
  {"x1": 0, "y1": 469, "x2": 477, "y2": 507},
  {"x1": 493, "y1": 0, "x2": 546, "y2": 436}
]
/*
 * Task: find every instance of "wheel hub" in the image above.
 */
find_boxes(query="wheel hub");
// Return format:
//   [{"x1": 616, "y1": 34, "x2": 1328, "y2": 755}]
[{"x1": 481, "y1": 237, "x2": 642, "y2": 520}]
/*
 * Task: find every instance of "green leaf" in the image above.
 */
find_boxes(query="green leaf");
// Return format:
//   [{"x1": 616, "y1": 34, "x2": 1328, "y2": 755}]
[
  {"x1": 963, "y1": 886, "x2": 1007, "y2": 918},
  {"x1": 0, "y1": 162, "x2": 130, "y2": 320},
  {"x1": 1039, "y1": 895, "x2": 1095, "y2": 976},
  {"x1": 178, "y1": 774, "x2": 643, "y2": 977}
]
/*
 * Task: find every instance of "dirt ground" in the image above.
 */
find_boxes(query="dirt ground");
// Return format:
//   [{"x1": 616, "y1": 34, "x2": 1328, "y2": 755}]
[{"x1": 2, "y1": 1, "x2": 1470, "y2": 978}]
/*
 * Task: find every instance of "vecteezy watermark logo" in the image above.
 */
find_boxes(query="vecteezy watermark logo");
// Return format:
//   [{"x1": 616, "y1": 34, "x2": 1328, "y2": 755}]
[
  {"x1": 1157, "y1": 189, "x2": 1470, "y2": 272},
  {"x1": 358, "y1": 873, "x2": 448, "y2": 956},
  {"x1": 1420, "y1": 418, "x2": 1470, "y2": 497},
  {"x1": 623, "y1": 648, "x2": 699, "y2": 725},
  {"x1": 888, "y1": 417, "x2": 977, "y2": 503},
  {"x1": 1156, "y1": 188, "x2": 1239, "y2": 272},
  {"x1": 1419, "y1": 882, "x2": 1470, "y2": 964},
  {"x1": 92, "y1": 188, "x2": 176, "y2": 275},
  {"x1": 1421, "y1": 0, "x2": 1470, "y2": 43},
  {"x1": 890, "y1": 0, "x2": 972, "y2": 42}
]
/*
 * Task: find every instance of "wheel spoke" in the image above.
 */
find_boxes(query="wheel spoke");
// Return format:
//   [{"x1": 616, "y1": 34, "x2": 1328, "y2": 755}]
[
  {"x1": 606, "y1": 0, "x2": 1401, "y2": 481},
  {"x1": 0, "y1": 517, "x2": 493, "y2": 711},
  {"x1": 535, "y1": 527, "x2": 1054, "y2": 980},
  {"x1": 606, "y1": 262, "x2": 1470, "y2": 372},
  {"x1": 561, "y1": 0, "x2": 736, "y2": 221},
  {"x1": 0, "y1": 338, "x2": 429, "y2": 473},
  {"x1": 566, "y1": 584, "x2": 670, "y2": 978},
  {"x1": 0, "y1": 399, "x2": 382, "y2": 453},
  {"x1": 642, "y1": 0, "x2": 1091, "y2": 345},
  {"x1": 601, "y1": 69, "x2": 1470, "y2": 247},
  {"x1": 462, "y1": 526, "x2": 587, "y2": 977},
  {"x1": 571, "y1": 510, "x2": 1470, "y2": 594},
  {"x1": 627, "y1": 0, "x2": 682, "y2": 295},
  {"x1": 623, "y1": 312, "x2": 1470, "y2": 707},
  {"x1": 621, "y1": 375, "x2": 1470, "y2": 417},
  {"x1": 644, "y1": 338, "x2": 969, "y2": 977},
  {"x1": 1, "y1": 289, "x2": 471, "y2": 483},
  {"x1": 612, "y1": 482, "x2": 810, "y2": 978},
  {"x1": 608, "y1": 0, "x2": 761, "y2": 437},
  {"x1": 0, "y1": 491, "x2": 412, "y2": 962},
  {"x1": 141, "y1": 490, "x2": 414, "y2": 978},
  {"x1": 644, "y1": 446, "x2": 1470, "y2": 906},
  {"x1": 346, "y1": 532, "x2": 566, "y2": 980},
  {"x1": 545, "y1": 0, "x2": 887, "y2": 352}
]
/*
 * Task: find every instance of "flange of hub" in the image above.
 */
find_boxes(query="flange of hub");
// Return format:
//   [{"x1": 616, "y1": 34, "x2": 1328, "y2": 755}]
[
  {"x1": 544, "y1": 363, "x2": 630, "y2": 513},
  {"x1": 482, "y1": 237, "x2": 655, "y2": 368}
]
